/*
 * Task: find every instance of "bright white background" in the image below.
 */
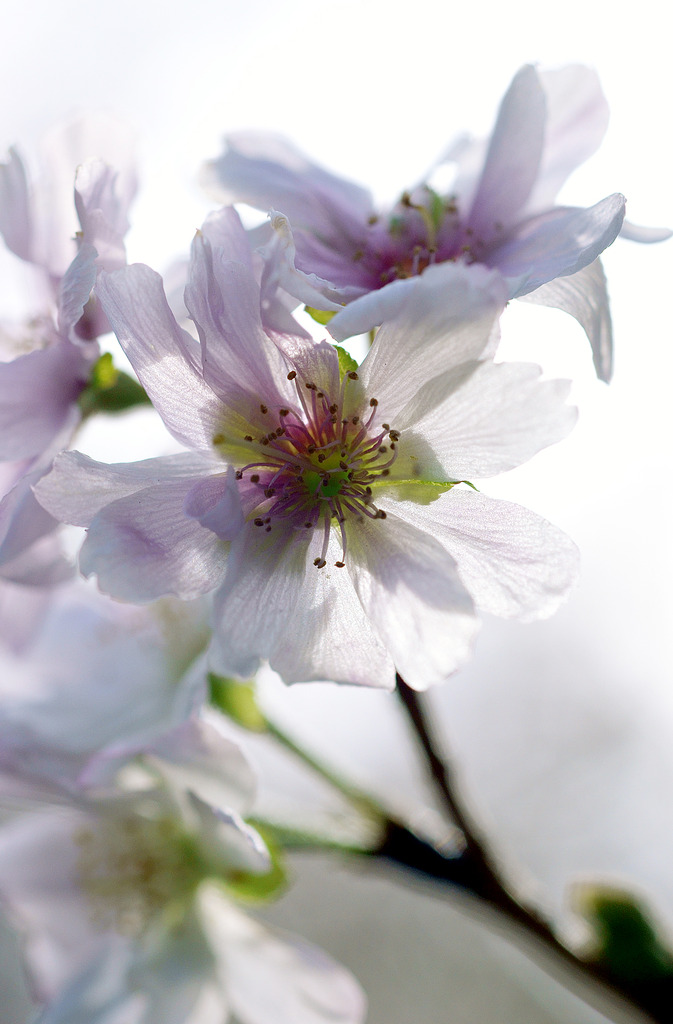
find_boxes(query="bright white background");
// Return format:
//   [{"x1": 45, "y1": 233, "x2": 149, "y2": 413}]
[{"x1": 1, "y1": 2, "x2": 672, "y2": 1022}]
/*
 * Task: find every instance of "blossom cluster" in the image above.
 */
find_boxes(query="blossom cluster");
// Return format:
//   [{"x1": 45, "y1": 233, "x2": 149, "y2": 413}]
[{"x1": 0, "y1": 65, "x2": 668, "y2": 1022}]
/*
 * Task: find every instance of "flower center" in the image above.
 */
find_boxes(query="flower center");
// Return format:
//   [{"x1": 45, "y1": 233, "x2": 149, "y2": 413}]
[
  {"x1": 74, "y1": 810, "x2": 206, "y2": 936},
  {"x1": 232, "y1": 369, "x2": 400, "y2": 569}
]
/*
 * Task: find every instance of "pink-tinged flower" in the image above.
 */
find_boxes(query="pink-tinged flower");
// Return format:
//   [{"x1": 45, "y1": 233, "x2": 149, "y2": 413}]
[
  {"x1": 0, "y1": 730, "x2": 366, "y2": 1024},
  {"x1": 0, "y1": 584, "x2": 212, "y2": 800},
  {"x1": 203, "y1": 64, "x2": 669, "y2": 382},
  {"x1": 36, "y1": 214, "x2": 578, "y2": 690}
]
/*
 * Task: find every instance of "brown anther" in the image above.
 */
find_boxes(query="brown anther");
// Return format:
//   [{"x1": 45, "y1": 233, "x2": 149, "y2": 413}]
[
  {"x1": 264, "y1": 517, "x2": 271, "y2": 524},
  {"x1": 260, "y1": 437, "x2": 269, "y2": 446},
  {"x1": 235, "y1": 470, "x2": 243, "y2": 479},
  {"x1": 352, "y1": 415, "x2": 360, "y2": 425},
  {"x1": 287, "y1": 370, "x2": 297, "y2": 380},
  {"x1": 304, "y1": 522, "x2": 313, "y2": 528},
  {"x1": 250, "y1": 474, "x2": 260, "y2": 483},
  {"x1": 279, "y1": 408, "x2": 289, "y2": 417},
  {"x1": 307, "y1": 444, "x2": 316, "y2": 454},
  {"x1": 369, "y1": 397, "x2": 378, "y2": 407},
  {"x1": 254, "y1": 518, "x2": 264, "y2": 526},
  {"x1": 317, "y1": 453, "x2": 326, "y2": 463},
  {"x1": 244, "y1": 434, "x2": 253, "y2": 442},
  {"x1": 260, "y1": 404, "x2": 268, "y2": 414},
  {"x1": 348, "y1": 370, "x2": 359, "y2": 380},
  {"x1": 367, "y1": 214, "x2": 379, "y2": 225},
  {"x1": 339, "y1": 461, "x2": 348, "y2": 471},
  {"x1": 313, "y1": 557, "x2": 326, "y2": 568},
  {"x1": 377, "y1": 509, "x2": 387, "y2": 519},
  {"x1": 264, "y1": 487, "x2": 275, "y2": 497},
  {"x1": 378, "y1": 446, "x2": 387, "y2": 454},
  {"x1": 381, "y1": 423, "x2": 390, "y2": 430},
  {"x1": 388, "y1": 430, "x2": 400, "y2": 441},
  {"x1": 401, "y1": 191, "x2": 412, "y2": 207},
  {"x1": 305, "y1": 381, "x2": 317, "y2": 391},
  {"x1": 381, "y1": 469, "x2": 390, "y2": 476},
  {"x1": 329, "y1": 404, "x2": 338, "y2": 414},
  {"x1": 265, "y1": 526, "x2": 272, "y2": 532},
  {"x1": 335, "y1": 561, "x2": 345, "y2": 568}
]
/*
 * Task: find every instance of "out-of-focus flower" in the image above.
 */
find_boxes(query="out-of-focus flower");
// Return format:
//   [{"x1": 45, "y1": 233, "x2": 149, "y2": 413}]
[
  {"x1": 0, "y1": 583, "x2": 212, "y2": 799},
  {"x1": 203, "y1": 64, "x2": 670, "y2": 382},
  {"x1": 37, "y1": 211, "x2": 578, "y2": 690},
  {"x1": 0, "y1": 736, "x2": 366, "y2": 1024}
]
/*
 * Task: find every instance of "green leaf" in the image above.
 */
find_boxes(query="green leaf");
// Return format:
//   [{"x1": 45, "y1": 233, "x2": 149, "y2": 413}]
[
  {"x1": 223, "y1": 824, "x2": 287, "y2": 904},
  {"x1": 305, "y1": 306, "x2": 336, "y2": 326},
  {"x1": 334, "y1": 345, "x2": 359, "y2": 378},
  {"x1": 208, "y1": 673, "x2": 267, "y2": 733},
  {"x1": 78, "y1": 353, "x2": 152, "y2": 417},
  {"x1": 574, "y1": 883, "x2": 673, "y2": 983},
  {"x1": 369, "y1": 479, "x2": 478, "y2": 504}
]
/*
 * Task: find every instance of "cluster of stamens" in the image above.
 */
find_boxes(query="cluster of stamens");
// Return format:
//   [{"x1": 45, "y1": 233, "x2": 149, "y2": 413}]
[{"x1": 233, "y1": 369, "x2": 400, "y2": 570}]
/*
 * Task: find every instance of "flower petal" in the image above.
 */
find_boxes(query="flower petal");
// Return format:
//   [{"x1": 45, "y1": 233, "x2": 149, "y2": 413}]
[
  {"x1": 201, "y1": 895, "x2": 367, "y2": 1024},
  {"x1": 96, "y1": 264, "x2": 223, "y2": 452},
  {"x1": 619, "y1": 219, "x2": 673, "y2": 243},
  {"x1": 0, "y1": 146, "x2": 33, "y2": 262},
  {"x1": 346, "y1": 512, "x2": 478, "y2": 690},
  {"x1": 79, "y1": 476, "x2": 229, "y2": 602},
  {"x1": 395, "y1": 360, "x2": 576, "y2": 479},
  {"x1": 35, "y1": 450, "x2": 215, "y2": 527},
  {"x1": 210, "y1": 521, "x2": 394, "y2": 688},
  {"x1": 201, "y1": 131, "x2": 373, "y2": 241},
  {"x1": 526, "y1": 65, "x2": 610, "y2": 212},
  {"x1": 381, "y1": 489, "x2": 579, "y2": 621},
  {"x1": 491, "y1": 195, "x2": 625, "y2": 296},
  {"x1": 467, "y1": 65, "x2": 546, "y2": 238},
  {"x1": 520, "y1": 258, "x2": 613, "y2": 382},
  {"x1": 355, "y1": 263, "x2": 507, "y2": 421}
]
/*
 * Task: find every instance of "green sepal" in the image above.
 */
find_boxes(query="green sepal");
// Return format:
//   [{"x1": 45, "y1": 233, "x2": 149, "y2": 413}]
[
  {"x1": 369, "y1": 479, "x2": 478, "y2": 504},
  {"x1": 575, "y1": 883, "x2": 673, "y2": 983},
  {"x1": 223, "y1": 824, "x2": 287, "y2": 905},
  {"x1": 305, "y1": 306, "x2": 336, "y2": 326},
  {"x1": 334, "y1": 344, "x2": 359, "y2": 378},
  {"x1": 426, "y1": 186, "x2": 445, "y2": 231},
  {"x1": 78, "y1": 353, "x2": 152, "y2": 418},
  {"x1": 208, "y1": 673, "x2": 267, "y2": 733}
]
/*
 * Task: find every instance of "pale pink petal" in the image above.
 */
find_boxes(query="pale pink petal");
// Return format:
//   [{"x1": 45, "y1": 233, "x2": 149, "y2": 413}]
[
  {"x1": 382, "y1": 489, "x2": 579, "y2": 621},
  {"x1": 35, "y1": 450, "x2": 215, "y2": 527},
  {"x1": 201, "y1": 895, "x2": 367, "y2": 1024},
  {"x1": 202, "y1": 131, "x2": 373, "y2": 240},
  {"x1": 184, "y1": 466, "x2": 245, "y2": 542},
  {"x1": 0, "y1": 146, "x2": 33, "y2": 262},
  {"x1": 356, "y1": 263, "x2": 507, "y2": 420},
  {"x1": 185, "y1": 231, "x2": 293, "y2": 413},
  {"x1": 527, "y1": 64, "x2": 610, "y2": 212},
  {"x1": 491, "y1": 195, "x2": 625, "y2": 296},
  {"x1": 79, "y1": 476, "x2": 229, "y2": 602},
  {"x1": 346, "y1": 512, "x2": 478, "y2": 690},
  {"x1": 620, "y1": 219, "x2": 673, "y2": 243},
  {"x1": 0, "y1": 341, "x2": 88, "y2": 460},
  {"x1": 467, "y1": 64, "x2": 546, "y2": 238},
  {"x1": 396, "y1": 361, "x2": 576, "y2": 479},
  {"x1": 96, "y1": 264, "x2": 223, "y2": 452},
  {"x1": 58, "y1": 243, "x2": 98, "y2": 340},
  {"x1": 520, "y1": 259, "x2": 613, "y2": 382}
]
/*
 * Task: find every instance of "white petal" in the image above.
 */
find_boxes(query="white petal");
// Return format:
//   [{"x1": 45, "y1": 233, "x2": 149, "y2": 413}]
[
  {"x1": 620, "y1": 219, "x2": 673, "y2": 243},
  {"x1": 0, "y1": 146, "x2": 33, "y2": 262},
  {"x1": 396, "y1": 360, "x2": 576, "y2": 479},
  {"x1": 382, "y1": 489, "x2": 579, "y2": 621},
  {"x1": 210, "y1": 521, "x2": 395, "y2": 688},
  {"x1": 356, "y1": 263, "x2": 507, "y2": 421},
  {"x1": 96, "y1": 264, "x2": 223, "y2": 452},
  {"x1": 201, "y1": 131, "x2": 373, "y2": 239},
  {"x1": 35, "y1": 450, "x2": 215, "y2": 527},
  {"x1": 79, "y1": 476, "x2": 228, "y2": 602},
  {"x1": 527, "y1": 64, "x2": 610, "y2": 211},
  {"x1": 201, "y1": 895, "x2": 367, "y2": 1024},
  {"x1": 493, "y1": 195, "x2": 625, "y2": 296},
  {"x1": 520, "y1": 259, "x2": 613, "y2": 382},
  {"x1": 467, "y1": 65, "x2": 546, "y2": 237},
  {"x1": 346, "y1": 512, "x2": 478, "y2": 689}
]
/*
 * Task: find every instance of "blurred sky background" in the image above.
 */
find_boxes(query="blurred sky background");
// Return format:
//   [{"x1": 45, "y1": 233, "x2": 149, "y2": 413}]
[{"x1": 1, "y1": 1, "x2": 672, "y2": 1022}]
